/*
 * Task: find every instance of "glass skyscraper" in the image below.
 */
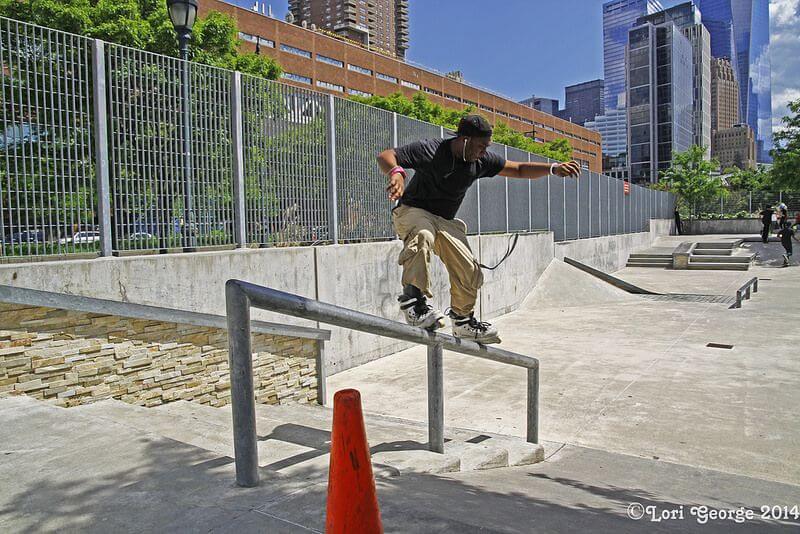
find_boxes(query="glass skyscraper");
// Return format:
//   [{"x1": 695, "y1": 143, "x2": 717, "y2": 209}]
[
  {"x1": 627, "y1": 21, "x2": 694, "y2": 183},
  {"x1": 695, "y1": 0, "x2": 772, "y2": 161},
  {"x1": 603, "y1": 0, "x2": 665, "y2": 111}
]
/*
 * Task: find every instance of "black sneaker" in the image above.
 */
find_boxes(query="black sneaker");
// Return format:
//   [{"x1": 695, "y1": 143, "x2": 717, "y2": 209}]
[
  {"x1": 447, "y1": 310, "x2": 501, "y2": 344},
  {"x1": 398, "y1": 294, "x2": 445, "y2": 330}
]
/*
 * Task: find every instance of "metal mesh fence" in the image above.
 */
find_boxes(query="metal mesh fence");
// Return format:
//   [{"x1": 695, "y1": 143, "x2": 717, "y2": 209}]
[
  {"x1": 1, "y1": 15, "x2": 679, "y2": 261},
  {"x1": 106, "y1": 44, "x2": 235, "y2": 252},
  {"x1": 241, "y1": 75, "x2": 328, "y2": 246},
  {"x1": 334, "y1": 98, "x2": 393, "y2": 242},
  {"x1": 1, "y1": 18, "x2": 97, "y2": 257}
]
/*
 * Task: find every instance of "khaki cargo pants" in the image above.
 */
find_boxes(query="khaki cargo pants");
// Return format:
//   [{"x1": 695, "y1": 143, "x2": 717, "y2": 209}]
[{"x1": 392, "y1": 204, "x2": 483, "y2": 316}]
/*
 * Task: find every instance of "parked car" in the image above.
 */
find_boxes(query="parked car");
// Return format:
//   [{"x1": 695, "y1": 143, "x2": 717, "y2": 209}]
[
  {"x1": 58, "y1": 231, "x2": 100, "y2": 245},
  {"x1": 9, "y1": 230, "x2": 45, "y2": 244},
  {"x1": 129, "y1": 232, "x2": 155, "y2": 240}
]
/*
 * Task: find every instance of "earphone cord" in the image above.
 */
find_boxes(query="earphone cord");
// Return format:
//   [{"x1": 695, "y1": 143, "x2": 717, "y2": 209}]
[{"x1": 478, "y1": 233, "x2": 520, "y2": 271}]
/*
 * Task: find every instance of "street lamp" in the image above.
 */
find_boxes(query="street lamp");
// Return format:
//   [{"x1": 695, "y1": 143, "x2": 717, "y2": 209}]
[{"x1": 167, "y1": 0, "x2": 198, "y2": 250}]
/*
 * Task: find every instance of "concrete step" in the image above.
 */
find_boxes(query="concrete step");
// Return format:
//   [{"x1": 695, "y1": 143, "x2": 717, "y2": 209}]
[
  {"x1": 626, "y1": 257, "x2": 672, "y2": 264},
  {"x1": 693, "y1": 249, "x2": 733, "y2": 256},
  {"x1": 72, "y1": 399, "x2": 543, "y2": 477},
  {"x1": 628, "y1": 254, "x2": 672, "y2": 261},
  {"x1": 689, "y1": 255, "x2": 752, "y2": 264},
  {"x1": 695, "y1": 242, "x2": 737, "y2": 249},
  {"x1": 687, "y1": 262, "x2": 749, "y2": 271},
  {"x1": 626, "y1": 261, "x2": 671, "y2": 268}
]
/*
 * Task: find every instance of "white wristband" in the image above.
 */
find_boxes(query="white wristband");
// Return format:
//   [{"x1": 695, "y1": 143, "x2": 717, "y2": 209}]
[{"x1": 550, "y1": 163, "x2": 558, "y2": 175}]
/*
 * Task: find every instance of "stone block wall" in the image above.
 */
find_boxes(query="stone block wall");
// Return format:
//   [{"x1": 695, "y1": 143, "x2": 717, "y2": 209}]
[{"x1": 0, "y1": 303, "x2": 320, "y2": 408}]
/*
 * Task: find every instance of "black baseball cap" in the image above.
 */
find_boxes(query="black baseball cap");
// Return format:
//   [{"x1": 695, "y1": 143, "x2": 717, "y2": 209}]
[{"x1": 455, "y1": 114, "x2": 493, "y2": 137}]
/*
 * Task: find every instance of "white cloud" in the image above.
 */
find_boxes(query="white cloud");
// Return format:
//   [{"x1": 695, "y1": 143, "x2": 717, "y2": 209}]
[{"x1": 770, "y1": 0, "x2": 800, "y2": 132}]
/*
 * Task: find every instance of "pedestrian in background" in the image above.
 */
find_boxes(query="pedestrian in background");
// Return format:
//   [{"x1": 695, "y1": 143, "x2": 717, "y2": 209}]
[{"x1": 759, "y1": 206, "x2": 774, "y2": 243}]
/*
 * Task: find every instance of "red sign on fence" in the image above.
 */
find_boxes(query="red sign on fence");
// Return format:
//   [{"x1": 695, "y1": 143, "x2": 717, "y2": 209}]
[{"x1": 623, "y1": 180, "x2": 631, "y2": 195}]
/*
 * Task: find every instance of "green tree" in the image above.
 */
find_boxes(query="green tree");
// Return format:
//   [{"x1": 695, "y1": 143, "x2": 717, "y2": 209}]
[
  {"x1": 350, "y1": 91, "x2": 572, "y2": 161},
  {"x1": 657, "y1": 145, "x2": 726, "y2": 218},
  {"x1": 0, "y1": 0, "x2": 282, "y2": 78},
  {"x1": 725, "y1": 165, "x2": 773, "y2": 192},
  {"x1": 770, "y1": 98, "x2": 800, "y2": 191}
]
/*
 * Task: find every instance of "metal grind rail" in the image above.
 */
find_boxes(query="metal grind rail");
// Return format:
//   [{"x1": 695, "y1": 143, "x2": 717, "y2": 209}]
[
  {"x1": 225, "y1": 279, "x2": 540, "y2": 487},
  {"x1": 732, "y1": 277, "x2": 759, "y2": 309}
]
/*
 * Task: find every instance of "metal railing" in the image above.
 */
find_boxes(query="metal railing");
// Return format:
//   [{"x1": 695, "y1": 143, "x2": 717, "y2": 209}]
[
  {"x1": 225, "y1": 279, "x2": 540, "y2": 487},
  {"x1": 689, "y1": 191, "x2": 800, "y2": 220},
  {"x1": 732, "y1": 277, "x2": 759, "y2": 309},
  {"x1": 2, "y1": 16, "x2": 676, "y2": 261}
]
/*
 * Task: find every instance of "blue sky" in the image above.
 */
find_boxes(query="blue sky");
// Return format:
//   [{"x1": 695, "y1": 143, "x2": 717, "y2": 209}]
[{"x1": 237, "y1": 0, "x2": 799, "y2": 128}]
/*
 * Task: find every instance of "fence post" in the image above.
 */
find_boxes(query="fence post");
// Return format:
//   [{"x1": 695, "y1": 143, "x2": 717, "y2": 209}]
[
  {"x1": 547, "y1": 169, "x2": 551, "y2": 232},
  {"x1": 528, "y1": 153, "x2": 533, "y2": 231},
  {"x1": 504, "y1": 145, "x2": 509, "y2": 234},
  {"x1": 231, "y1": 72, "x2": 246, "y2": 248},
  {"x1": 562, "y1": 165, "x2": 566, "y2": 239},
  {"x1": 325, "y1": 95, "x2": 339, "y2": 244},
  {"x1": 92, "y1": 39, "x2": 112, "y2": 257},
  {"x1": 393, "y1": 112, "x2": 398, "y2": 147},
  {"x1": 720, "y1": 195, "x2": 723, "y2": 217},
  {"x1": 427, "y1": 343, "x2": 444, "y2": 453},
  {"x1": 749, "y1": 191, "x2": 752, "y2": 213}
]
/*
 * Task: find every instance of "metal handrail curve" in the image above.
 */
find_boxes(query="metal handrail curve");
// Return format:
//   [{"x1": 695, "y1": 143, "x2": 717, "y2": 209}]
[{"x1": 225, "y1": 279, "x2": 540, "y2": 487}]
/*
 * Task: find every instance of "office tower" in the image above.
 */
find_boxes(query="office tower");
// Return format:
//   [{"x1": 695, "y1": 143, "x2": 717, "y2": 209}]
[
  {"x1": 561, "y1": 79, "x2": 604, "y2": 125},
  {"x1": 713, "y1": 123, "x2": 756, "y2": 169},
  {"x1": 637, "y1": 2, "x2": 712, "y2": 158},
  {"x1": 603, "y1": 0, "x2": 664, "y2": 111},
  {"x1": 695, "y1": 0, "x2": 772, "y2": 161},
  {"x1": 711, "y1": 57, "x2": 739, "y2": 137},
  {"x1": 584, "y1": 108, "x2": 629, "y2": 179},
  {"x1": 627, "y1": 20, "x2": 694, "y2": 183},
  {"x1": 519, "y1": 96, "x2": 560, "y2": 116},
  {"x1": 288, "y1": 0, "x2": 409, "y2": 59},
  {"x1": 597, "y1": 0, "x2": 663, "y2": 175}
]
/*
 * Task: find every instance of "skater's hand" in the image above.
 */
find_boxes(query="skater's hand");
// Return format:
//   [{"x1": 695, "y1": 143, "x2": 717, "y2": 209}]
[
  {"x1": 553, "y1": 161, "x2": 581, "y2": 178},
  {"x1": 387, "y1": 172, "x2": 405, "y2": 201}
]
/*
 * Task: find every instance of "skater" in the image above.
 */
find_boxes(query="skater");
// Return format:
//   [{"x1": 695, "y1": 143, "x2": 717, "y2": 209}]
[
  {"x1": 778, "y1": 202, "x2": 789, "y2": 228},
  {"x1": 777, "y1": 223, "x2": 794, "y2": 267},
  {"x1": 377, "y1": 114, "x2": 580, "y2": 344},
  {"x1": 759, "y1": 206, "x2": 774, "y2": 243}
]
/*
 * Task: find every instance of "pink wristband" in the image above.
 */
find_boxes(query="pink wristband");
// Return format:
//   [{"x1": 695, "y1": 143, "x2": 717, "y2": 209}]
[{"x1": 389, "y1": 166, "x2": 406, "y2": 178}]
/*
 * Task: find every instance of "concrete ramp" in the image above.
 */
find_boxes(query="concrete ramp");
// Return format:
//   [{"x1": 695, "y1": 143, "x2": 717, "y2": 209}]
[{"x1": 522, "y1": 259, "x2": 641, "y2": 310}]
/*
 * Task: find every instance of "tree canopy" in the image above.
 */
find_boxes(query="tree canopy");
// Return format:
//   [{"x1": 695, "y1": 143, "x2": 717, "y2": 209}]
[
  {"x1": 0, "y1": 0, "x2": 282, "y2": 79},
  {"x1": 349, "y1": 92, "x2": 573, "y2": 161},
  {"x1": 656, "y1": 145, "x2": 727, "y2": 216},
  {"x1": 770, "y1": 98, "x2": 800, "y2": 191}
]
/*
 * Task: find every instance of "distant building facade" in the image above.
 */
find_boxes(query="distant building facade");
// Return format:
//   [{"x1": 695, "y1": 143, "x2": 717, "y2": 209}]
[
  {"x1": 637, "y1": 2, "x2": 712, "y2": 158},
  {"x1": 560, "y1": 79, "x2": 604, "y2": 126},
  {"x1": 626, "y1": 20, "x2": 694, "y2": 183},
  {"x1": 519, "y1": 96, "x2": 560, "y2": 116},
  {"x1": 288, "y1": 0, "x2": 409, "y2": 59},
  {"x1": 713, "y1": 123, "x2": 756, "y2": 169},
  {"x1": 710, "y1": 57, "x2": 740, "y2": 153},
  {"x1": 695, "y1": 0, "x2": 772, "y2": 161}
]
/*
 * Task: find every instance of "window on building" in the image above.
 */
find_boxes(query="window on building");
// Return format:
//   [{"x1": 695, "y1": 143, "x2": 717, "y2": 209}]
[
  {"x1": 376, "y1": 72, "x2": 398, "y2": 83},
  {"x1": 347, "y1": 64, "x2": 372, "y2": 75},
  {"x1": 400, "y1": 80, "x2": 420, "y2": 90},
  {"x1": 280, "y1": 44, "x2": 312, "y2": 58},
  {"x1": 317, "y1": 80, "x2": 344, "y2": 92},
  {"x1": 317, "y1": 54, "x2": 344, "y2": 67},
  {"x1": 282, "y1": 72, "x2": 312, "y2": 85},
  {"x1": 348, "y1": 88, "x2": 372, "y2": 97}
]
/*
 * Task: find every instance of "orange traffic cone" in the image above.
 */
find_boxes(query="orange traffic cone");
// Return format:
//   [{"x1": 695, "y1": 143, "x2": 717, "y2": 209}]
[{"x1": 325, "y1": 389, "x2": 383, "y2": 534}]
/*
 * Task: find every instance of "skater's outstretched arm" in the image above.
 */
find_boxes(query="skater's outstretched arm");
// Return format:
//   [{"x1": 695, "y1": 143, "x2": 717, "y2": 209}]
[{"x1": 500, "y1": 159, "x2": 581, "y2": 180}]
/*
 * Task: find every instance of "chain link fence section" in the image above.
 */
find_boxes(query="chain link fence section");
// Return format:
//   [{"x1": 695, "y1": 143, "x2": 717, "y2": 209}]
[
  {"x1": 1, "y1": 18, "x2": 98, "y2": 258},
  {"x1": 334, "y1": 98, "x2": 393, "y2": 242},
  {"x1": 241, "y1": 75, "x2": 328, "y2": 247}
]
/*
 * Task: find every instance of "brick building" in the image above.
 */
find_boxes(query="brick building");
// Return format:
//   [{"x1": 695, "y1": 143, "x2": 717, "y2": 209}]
[
  {"x1": 200, "y1": 0, "x2": 602, "y2": 171},
  {"x1": 710, "y1": 57, "x2": 739, "y2": 135},
  {"x1": 288, "y1": 0, "x2": 409, "y2": 60}
]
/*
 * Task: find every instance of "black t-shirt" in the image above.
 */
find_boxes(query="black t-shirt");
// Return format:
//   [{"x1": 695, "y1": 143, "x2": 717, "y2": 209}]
[
  {"x1": 394, "y1": 138, "x2": 506, "y2": 220},
  {"x1": 777, "y1": 226, "x2": 794, "y2": 244},
  {"x1": 760, "y1": 209, "x2": 774, "y2": 225}
]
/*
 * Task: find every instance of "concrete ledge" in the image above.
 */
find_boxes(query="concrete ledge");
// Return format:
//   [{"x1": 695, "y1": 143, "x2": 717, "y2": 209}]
[{"x1": 672, "y1": 242, "x2": 695, "y2": 269}]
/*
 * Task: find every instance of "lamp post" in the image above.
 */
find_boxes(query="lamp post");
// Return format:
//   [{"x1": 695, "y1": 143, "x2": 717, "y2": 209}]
[{"x1": 167, "y1": 0, "x2": 198, "y2": 250}]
